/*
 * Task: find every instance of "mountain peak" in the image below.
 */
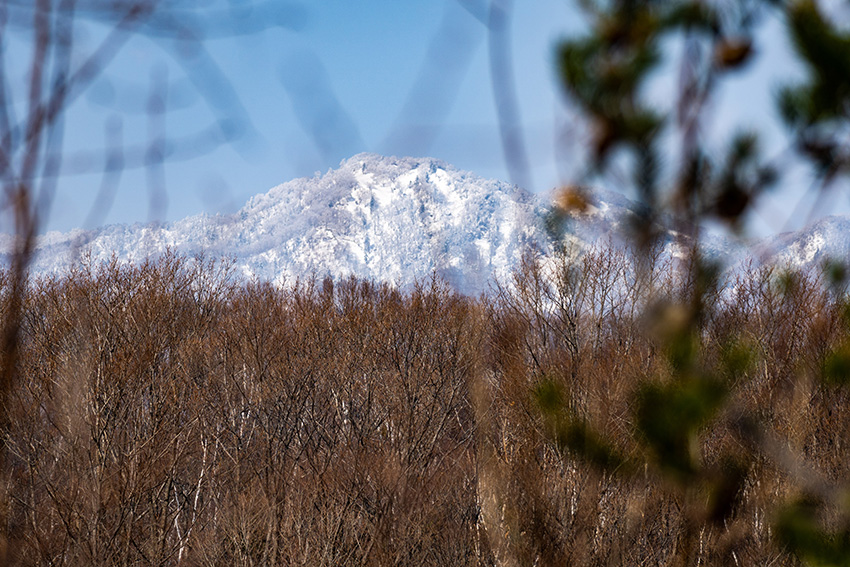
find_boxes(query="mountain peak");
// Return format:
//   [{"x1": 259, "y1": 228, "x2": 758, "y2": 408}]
[
  {"x1": 340, "y1": 152, "x2": 450, "y2": 173},
  {"x1": 18, "y1": 155, "x2": 546, "y2": 293},
  {"x1": 7, "y1": 154, "x2": 849, "y2": 293}
]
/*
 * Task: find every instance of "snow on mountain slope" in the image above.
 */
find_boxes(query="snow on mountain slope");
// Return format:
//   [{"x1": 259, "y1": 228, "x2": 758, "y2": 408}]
[
  {"x1": 18, "y1": 154, "x2": 550, "y2": 294},
  {"x1": 753, "y1": 215, "x2": 850, "y2": 273},
  {"x1": 7, "y1": 153, "x2": 848, "y2": 294}
]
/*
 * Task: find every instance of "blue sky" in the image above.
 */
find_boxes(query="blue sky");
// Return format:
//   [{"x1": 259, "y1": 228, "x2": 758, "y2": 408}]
[{"x1": 4, "y1": 1, "x2": 841, "y2": 237}]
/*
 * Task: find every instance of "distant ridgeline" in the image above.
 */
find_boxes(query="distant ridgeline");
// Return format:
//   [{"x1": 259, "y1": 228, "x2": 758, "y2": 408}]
[{"x1": 3, "y1": 153, "x2": 848, "y2": 294}]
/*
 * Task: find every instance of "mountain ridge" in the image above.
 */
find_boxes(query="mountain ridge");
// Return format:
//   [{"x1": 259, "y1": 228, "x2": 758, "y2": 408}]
[
  {"x1": 12, "y1": 154, "x2": 549, "y2": 294},
  {"x1": 3, "y1": 153, "x2": 847, "y2": 293}
]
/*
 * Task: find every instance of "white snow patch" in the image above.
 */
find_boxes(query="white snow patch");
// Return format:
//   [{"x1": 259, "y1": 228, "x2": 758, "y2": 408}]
[
  {"x1": 430, "y1": 168, "x2": 464, "y2": 216},
  {"x1": 802, "y1": 233, "x2": 825, "y2": 264},
  {"x1": 396, "y1": 170, "x2": 419, "y2": 188},
  {"x1": 355, "y1": 170, "x2": 375, "y2": 189},
  {"x1": 372, "y1": 182, "x2": 396, "y2": 208},
  {"x1": 475, "y1": 238, "x2": 491, "y2": 261}
]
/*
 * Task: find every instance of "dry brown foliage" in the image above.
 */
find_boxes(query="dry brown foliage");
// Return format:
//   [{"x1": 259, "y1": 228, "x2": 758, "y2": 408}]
[{"x1": 0, "y1": 248, "x2": 848, "y2": 566}]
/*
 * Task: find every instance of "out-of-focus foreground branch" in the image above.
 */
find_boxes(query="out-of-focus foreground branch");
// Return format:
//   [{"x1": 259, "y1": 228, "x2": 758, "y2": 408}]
[{"x1": 0, "y1": 1, "x2": 300, "y2": 561}]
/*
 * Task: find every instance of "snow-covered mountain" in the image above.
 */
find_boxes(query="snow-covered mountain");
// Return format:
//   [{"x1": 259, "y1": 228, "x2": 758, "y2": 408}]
[
  {"x1": 4, "y1": 153, "x2": 849, "y2": 293},
  {"x1": 751, "y1": 215, "x2": 850, "y2": 273},
  {"x1": 16, "y1": 154, "x2": 554, "y2": 294}
]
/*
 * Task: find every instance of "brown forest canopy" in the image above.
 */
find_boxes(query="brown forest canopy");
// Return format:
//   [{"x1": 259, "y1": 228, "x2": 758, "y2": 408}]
[{"x1": 2, "y1": 249, "x2": 849, "y2": 566}]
